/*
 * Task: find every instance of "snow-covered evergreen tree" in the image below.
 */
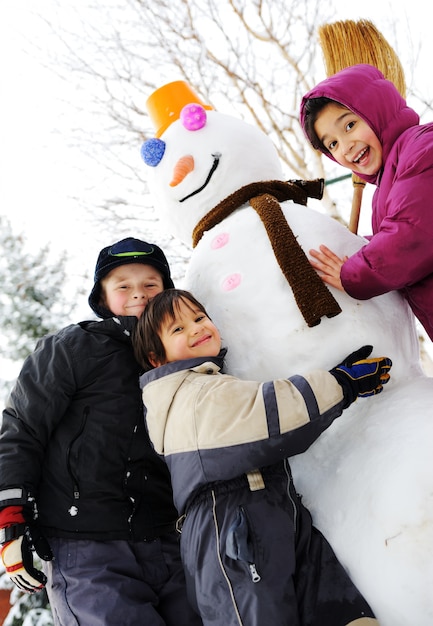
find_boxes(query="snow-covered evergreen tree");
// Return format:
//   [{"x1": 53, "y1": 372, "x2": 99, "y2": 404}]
[{"x1": 0, "y1": 214, "x2": 83, "y2": 399}]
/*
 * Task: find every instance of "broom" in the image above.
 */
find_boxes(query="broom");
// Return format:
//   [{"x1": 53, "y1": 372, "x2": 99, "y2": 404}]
[{"x1": 318, "y1": 19, "x2": 406, "y2": 233}]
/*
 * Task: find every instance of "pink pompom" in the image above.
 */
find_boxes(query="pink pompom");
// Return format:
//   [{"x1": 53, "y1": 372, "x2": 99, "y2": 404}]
[
  {"x1": 211, "y1": 232, "x2": 230, "y2": 249},
  {"x1": 221, "y1": 273, "x2": 242, "y2": 291},
  {"x1": 180, "y1": 104, "x2": 207, "y2": 131}
]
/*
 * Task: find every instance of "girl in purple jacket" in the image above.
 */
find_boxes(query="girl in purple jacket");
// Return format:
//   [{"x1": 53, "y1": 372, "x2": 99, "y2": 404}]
[{"x1": 300, "y1": 63, "x2": 433, "y2": 341}]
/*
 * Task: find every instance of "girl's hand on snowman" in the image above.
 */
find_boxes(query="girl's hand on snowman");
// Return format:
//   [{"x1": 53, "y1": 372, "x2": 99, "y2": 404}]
[{"x1": 309, "y1": 244, "x2": 347, "y2": 291}]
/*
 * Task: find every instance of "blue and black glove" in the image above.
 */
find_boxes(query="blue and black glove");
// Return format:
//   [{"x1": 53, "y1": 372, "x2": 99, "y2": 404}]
[{"x1": 330, "y1": 345, "x2": 392, "y2": 408}]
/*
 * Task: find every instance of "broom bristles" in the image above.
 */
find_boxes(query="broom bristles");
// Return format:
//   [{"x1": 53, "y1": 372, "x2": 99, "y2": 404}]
[{"x1": 318, "y1": 19, "x2": 406, "y2": 96}]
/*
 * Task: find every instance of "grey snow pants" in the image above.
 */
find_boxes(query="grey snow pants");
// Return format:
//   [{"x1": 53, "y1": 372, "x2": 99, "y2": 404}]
[{"x1": 42, "y1": 531, "x2": 202, "y2": 625}]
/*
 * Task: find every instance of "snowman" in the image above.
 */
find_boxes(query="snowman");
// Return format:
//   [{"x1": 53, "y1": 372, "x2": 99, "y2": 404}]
[{"x1": 141, "y1": 81, "x2": 433, "y2": 625}]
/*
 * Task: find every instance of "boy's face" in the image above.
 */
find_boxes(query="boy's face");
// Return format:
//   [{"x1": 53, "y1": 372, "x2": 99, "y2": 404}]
[
  {"x1": 314, "y1": 103, "x2": 383, "y2": 176},
  {"x1": 101, "y1": 263, "x2": 164, "y2": 318},
  {"x1": 156, "y1": 299, "x2": 221, "y2": 365}
]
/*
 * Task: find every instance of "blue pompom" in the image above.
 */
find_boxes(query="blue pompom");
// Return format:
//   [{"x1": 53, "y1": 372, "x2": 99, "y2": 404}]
[{"x1": 141, "y1": 138, "x2": 166, "y2": 167}]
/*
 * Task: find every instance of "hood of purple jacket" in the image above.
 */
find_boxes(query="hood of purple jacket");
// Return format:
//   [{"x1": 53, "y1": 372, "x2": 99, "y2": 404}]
[{"x1": 299, "y1": 64, "x2": 419, "y2": 184}]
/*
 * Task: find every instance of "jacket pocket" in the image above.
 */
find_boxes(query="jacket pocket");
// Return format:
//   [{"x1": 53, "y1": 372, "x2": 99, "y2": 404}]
[{"x1": 225, "y1": 506, "x2": 261, "y2": 583}]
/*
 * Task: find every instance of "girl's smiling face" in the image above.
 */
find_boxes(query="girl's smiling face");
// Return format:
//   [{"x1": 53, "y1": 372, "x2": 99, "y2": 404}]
[
  {"x1": 155, "y1": 298, "x2": 221, "y2": 365},
  {"x1": 315, "y1": 102, "x2": 383, "y2": 176}
]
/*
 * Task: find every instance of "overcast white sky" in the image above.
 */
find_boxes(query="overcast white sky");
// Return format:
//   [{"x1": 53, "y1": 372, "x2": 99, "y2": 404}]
[
  {"x1": 1, "y1": 0, "x2": 430, "y2": 256},
  {"x1": 1, "y1": 0, "x2": 432, "y2": 371}
]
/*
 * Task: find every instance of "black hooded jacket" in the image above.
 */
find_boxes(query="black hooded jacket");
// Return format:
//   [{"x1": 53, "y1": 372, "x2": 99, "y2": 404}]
[{"x1": 0, "y1": 315, "x2": 177, "y2": 540}]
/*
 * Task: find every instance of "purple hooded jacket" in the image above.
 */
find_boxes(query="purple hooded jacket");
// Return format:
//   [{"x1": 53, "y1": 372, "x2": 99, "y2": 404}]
[{"x1": 300, "y1": 63, "x2": 433, "y2": 340}]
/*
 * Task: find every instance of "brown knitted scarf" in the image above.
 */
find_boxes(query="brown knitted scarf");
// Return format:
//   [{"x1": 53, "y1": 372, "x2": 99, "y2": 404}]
[{"x1": 192, "y1": 179, "x2": 342, "y2": 327}]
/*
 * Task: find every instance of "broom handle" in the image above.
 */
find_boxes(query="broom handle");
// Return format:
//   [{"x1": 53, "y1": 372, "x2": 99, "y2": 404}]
[{"x1": 349, "y1": 174, "x2": 366, "y2": 234}]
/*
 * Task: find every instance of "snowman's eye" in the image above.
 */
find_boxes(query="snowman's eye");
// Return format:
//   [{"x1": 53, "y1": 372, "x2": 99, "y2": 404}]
[
  {"x1": 141, "y1": 138, "x2": 166, "y2": 167},
  {"x1": 180, "y1": 103, "x2": 207, "y2": 131}
]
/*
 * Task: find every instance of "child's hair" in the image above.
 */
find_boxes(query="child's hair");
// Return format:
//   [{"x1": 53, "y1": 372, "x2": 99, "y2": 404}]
[
  {"x1": 133, "y1": 289, "x2": 211, "y2": 371},
  {"x1": 302, "y1": 96, "x2": 344, "y2": 153}
]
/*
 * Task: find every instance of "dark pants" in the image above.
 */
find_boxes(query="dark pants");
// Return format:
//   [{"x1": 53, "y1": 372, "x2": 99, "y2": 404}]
[
  {"x1": 181, "y1": 468, "x2": 376, "y2": 626},
  {"x1": 43, "y1": 531, "x2": 202, "y2": 626}
]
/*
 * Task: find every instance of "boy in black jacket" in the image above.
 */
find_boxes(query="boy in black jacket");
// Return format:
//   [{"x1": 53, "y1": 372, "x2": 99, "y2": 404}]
[{"x1": 0, "y1": 238, "x2": 202, "y2": 626}]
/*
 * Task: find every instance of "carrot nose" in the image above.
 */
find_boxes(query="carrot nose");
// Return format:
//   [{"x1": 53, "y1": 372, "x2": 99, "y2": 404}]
[{"x1": 169, "y1": 155, "x2": 194, "y2": 187}]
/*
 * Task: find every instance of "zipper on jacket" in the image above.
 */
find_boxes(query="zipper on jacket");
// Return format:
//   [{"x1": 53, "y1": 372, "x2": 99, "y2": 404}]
[
  {"x1": 248, "y1": 563, "x2": 261, "y2": 583},
  {"x1": 283, "y1": 459, "x2": 298, "y2": 534},
  {"x1": 239, "y1": 506, "x2": 261, "y2": 583},
  {"x1": 66, "y1": 405, "x2": 89, "y2": 512}
]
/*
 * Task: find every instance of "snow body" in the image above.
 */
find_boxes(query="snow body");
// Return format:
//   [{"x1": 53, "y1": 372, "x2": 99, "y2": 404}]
[{"x1": 145, "y1": 107, "x2": 433, "y2": 625}]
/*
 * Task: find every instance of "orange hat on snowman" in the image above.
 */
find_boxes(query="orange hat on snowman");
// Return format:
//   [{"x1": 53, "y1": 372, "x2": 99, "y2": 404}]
[{"x1": 142, "y1": 81, "x2": 213, "y2": 167}]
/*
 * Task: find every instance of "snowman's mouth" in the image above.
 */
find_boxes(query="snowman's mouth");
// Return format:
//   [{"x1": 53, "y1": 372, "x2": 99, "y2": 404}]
[{"x1": 179, "y1": 152, "x2": 221, "y2": 202}]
